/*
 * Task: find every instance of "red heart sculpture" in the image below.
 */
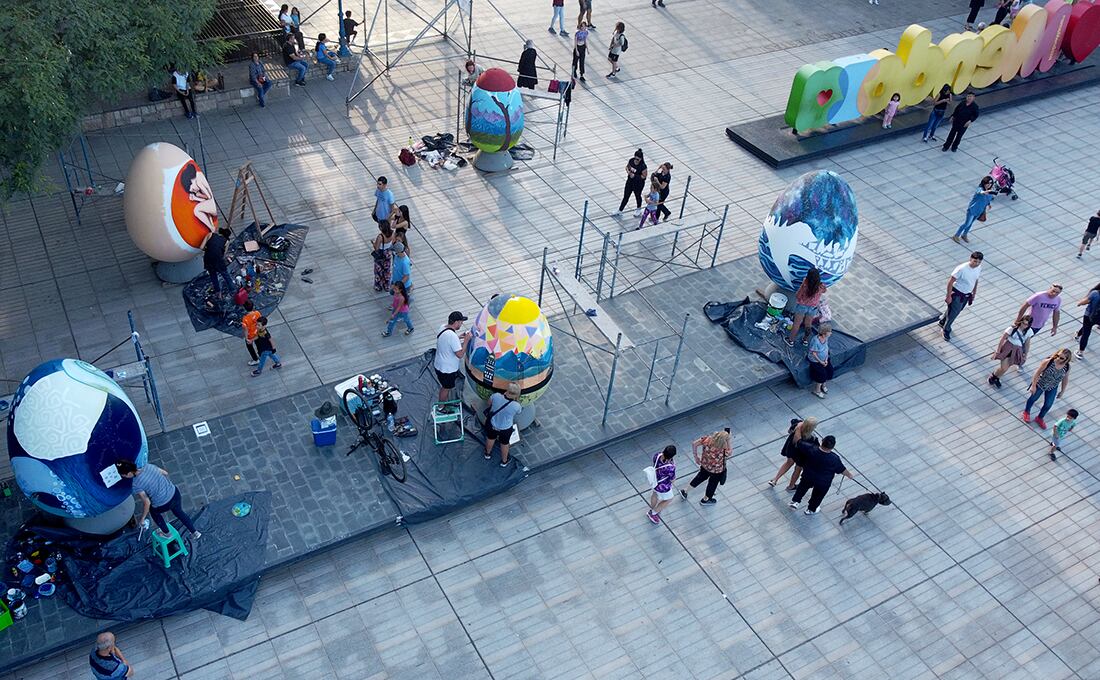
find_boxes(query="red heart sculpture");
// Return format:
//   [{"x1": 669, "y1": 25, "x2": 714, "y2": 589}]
[
  {"x1": 816, "y1": 89, "x2": 834, "y2": 106},
  {"x1": 1064, "y1": 1, "x2": 1100, "y2": 62}
]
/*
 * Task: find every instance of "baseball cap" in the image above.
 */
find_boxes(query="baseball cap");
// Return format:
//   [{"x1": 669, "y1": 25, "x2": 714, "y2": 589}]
[{"x1": 448, "y1": 311, "x2": 468, "y2": 324}]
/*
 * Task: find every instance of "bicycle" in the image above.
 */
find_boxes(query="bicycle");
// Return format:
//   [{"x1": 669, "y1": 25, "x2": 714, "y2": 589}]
[{"x1": 342, "y1": 387, "x2": 407, "y2": 483}]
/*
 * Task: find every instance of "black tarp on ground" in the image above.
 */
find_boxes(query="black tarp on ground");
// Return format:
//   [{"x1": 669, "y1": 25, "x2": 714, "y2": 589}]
[
  {"x1": 4, "y1": 492, "x2": 270, "y2": 622},
  {"x1": 704, "y1": 300, "x2": 866, "y2": 387},
  {"x1": 183, "y1": 223, "x2": 309, "y2": 335},
  {"x1": 341, "y1": 353, "x2": 528, "y2": 525}
]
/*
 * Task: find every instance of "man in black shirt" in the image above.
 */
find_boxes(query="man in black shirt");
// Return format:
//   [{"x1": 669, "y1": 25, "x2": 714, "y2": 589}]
[
  {"x1": 942, "y1": 92, "x2": 979, "y2": 152},
  {"x1": 1077, "y1": 210, "x2": 1100, "y2": 258},
  {"x1": 203, "y1": 228, "x2": 234, "y2": 299},
  {"x1": 283, "y1": 34, "x2": 308, "y2": 85},
  {"x1": 788, "y1": 435, "x2": 853, "y2": 514}
]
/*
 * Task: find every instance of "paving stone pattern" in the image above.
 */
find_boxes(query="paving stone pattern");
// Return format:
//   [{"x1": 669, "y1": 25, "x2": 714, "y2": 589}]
[{"x1": 3, "y1": 0, "x2": 1100, "y2": 675}]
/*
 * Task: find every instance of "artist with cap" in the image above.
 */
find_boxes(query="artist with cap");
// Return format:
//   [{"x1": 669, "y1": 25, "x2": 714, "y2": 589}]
[{"x1": 435, "y1": 311, "x2": 469, "y2": 403}]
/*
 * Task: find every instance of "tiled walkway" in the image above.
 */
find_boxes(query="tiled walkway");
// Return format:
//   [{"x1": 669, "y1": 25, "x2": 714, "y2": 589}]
[{"x1": 3, "y1": 0, "x2": 1100, "y2": 675}]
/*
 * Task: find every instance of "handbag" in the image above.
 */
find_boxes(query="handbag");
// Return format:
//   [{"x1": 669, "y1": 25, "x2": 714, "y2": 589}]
[
  {"x1": 976, "y1": 208, "x2": 988, "y2": 222},
  {"x1": 643, "y1": 464, "x2": 658, "y2": 489}
]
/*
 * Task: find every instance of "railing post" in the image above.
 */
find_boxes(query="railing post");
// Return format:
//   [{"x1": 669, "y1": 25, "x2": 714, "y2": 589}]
[
  {"x1": 643, "y1": 339, "x2": 658, "y2": 402},
  {"x1": 602, "y1": 333, "x2": 622, "y2": 426},
  {"x1": 538, "y1": 247, "x2": 548, "y2": 306},
  {"x1": 711, "y1": 204, "x2": 729, "y2": 268},
  {"x1": 678, "y1": 175, "x2": 691, "y2": 220},
  {"x1": 665, "y1": 313, "x2": 689, "y2": 406},
  {"x1": 595, "y1": 231, "x2": 610, "y2": 302},
  {"x1": 575, "y1": 199, "x2": 588, "y2": 280},
  {"x1": 608, "y1": 232, "x2": 624, "y2": 299}
]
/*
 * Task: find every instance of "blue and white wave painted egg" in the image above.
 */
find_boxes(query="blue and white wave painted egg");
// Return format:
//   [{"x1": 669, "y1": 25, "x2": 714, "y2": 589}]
[
  {"x1": 758, "y1": 170, "x2": 859, "y2": 290},
  {"x1": 7, "y1": 359, "x2": 148, "y2": 518}
]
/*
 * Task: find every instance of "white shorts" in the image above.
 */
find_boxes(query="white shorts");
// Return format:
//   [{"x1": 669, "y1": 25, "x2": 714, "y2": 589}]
[{"x1": 653, "y1": 488, "x2": 674, "y2": 501}]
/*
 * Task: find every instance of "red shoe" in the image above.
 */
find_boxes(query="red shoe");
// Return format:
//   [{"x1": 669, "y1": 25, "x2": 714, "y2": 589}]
[
  {"x1": 1035, "y1": 417, "x2": 1048, "y2": 430},
  {"x1": 1021, "y1": 411, "x2": 1031, "y2": 423}
]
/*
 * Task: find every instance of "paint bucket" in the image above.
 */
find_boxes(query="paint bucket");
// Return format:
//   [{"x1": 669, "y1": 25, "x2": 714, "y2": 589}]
[
  {"x1": 37, "y1": 583, "x2": 55, "y2": 598},
  {"x1": 767, "y1": 292, "x2": 788, "y2": 317},
  {"x1": 9, "y1": 597, "x2": 26, "y2": 620}
]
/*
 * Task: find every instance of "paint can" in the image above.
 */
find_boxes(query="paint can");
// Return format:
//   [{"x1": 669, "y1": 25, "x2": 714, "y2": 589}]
[{"x1": 767, "y1": 292, "x2": 788, "y2": 317}]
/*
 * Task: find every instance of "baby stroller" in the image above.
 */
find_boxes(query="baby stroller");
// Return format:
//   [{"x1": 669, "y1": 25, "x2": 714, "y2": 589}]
[{"x1": 990, "y1": 157, "x2": 1018, "y2": 200}]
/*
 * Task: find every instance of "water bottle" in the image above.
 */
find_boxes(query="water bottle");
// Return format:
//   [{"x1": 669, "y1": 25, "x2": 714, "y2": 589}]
[{"x1": 387, "y1": 413, "x2": 396, "y2": 431}]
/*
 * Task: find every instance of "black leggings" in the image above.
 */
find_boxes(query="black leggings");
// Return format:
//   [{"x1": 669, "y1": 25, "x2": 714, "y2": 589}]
[
  {"x1": 966, "y1": 6, "x2": 981, "y2": 23},
  {"x1": 572, "y1": 46, "x2": 586, "y2": 77},
  {"x1": 657, "y1": 191, "x2": 671, "y2": 220},
  {"x1": 1079, "y1": 318, "x2": 1095, "y2": 352},
  {"x1": 689, "y1": 469, "x2": 722, "y2": 498},
  {"x1": 619, "y1": 181, "x2": 644, "y2": 211},
  {"x1": 151, "y1": 489, "x2": 198, "y2": 534}
]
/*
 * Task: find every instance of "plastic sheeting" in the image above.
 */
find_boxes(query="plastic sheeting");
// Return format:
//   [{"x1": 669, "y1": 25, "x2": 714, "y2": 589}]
[
  {"x1": 183, "y1": 223, "x2": 309, "y2": 335},
  {"x1": 343, "y1": 353, "x2": 528, "y2": 524},
  {"x1": 4, "y1": 492, "x2": 270, "y2": 622},
  {"x1": 704, "y1": 300, "x2": 866, "y2": 387}
]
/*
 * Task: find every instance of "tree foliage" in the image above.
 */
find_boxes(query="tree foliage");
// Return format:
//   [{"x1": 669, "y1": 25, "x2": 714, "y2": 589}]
[{"x1": 0, "y1": 0, "x2": 229, "y2": 195}]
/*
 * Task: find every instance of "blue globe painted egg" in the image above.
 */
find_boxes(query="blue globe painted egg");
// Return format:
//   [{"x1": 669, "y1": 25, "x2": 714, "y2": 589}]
[
  {"x1": 7, "y1": 359, "x2": 148, "y2": 518},
  {"x1": 758, "y1": 170, "x2": 859, "y2": 290}
]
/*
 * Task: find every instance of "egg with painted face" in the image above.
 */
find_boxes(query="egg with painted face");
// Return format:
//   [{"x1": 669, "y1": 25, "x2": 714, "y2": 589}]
[
  {"x1": 464, "y1": 294, "x2": 553, "y2": 405},
  {"x1": 124, "y1": 142, "x2": 219, "y2": 262},
  {"x1": 465, "y1": 68, "x2": 525, "y2": 153},
  {"x1": 7, "y1": 359, "x2": 148, "y2": 518},
  {"x1": 758, "y1": 170, "x2": 858, "y2": 290}
]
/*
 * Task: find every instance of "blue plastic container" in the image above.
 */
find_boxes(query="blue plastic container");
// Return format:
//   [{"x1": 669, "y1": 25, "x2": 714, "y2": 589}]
[{"x1": 311, "y1": 418, "x2": 337, "y2": 446}]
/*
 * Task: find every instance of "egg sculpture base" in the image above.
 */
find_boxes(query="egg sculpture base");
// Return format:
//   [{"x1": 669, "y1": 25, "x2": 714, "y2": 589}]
[
  {"x1": 65, "y1": 496, "x2": 136, "y2": 535},
  {"x1": 473, "y1": 148, "x2": 515, "y2": 173},
  {"x1": 155, "y1": 255, "x2": 206, "y2": 284}
]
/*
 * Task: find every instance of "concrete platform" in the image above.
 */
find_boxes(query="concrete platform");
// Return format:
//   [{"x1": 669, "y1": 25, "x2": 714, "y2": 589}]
[
  {"x1": 725, "y1": 61, "x2": 1100, "y2": 168},
  {"x1": 0, "y1": 252, "x2": 937, "y2": 673}
]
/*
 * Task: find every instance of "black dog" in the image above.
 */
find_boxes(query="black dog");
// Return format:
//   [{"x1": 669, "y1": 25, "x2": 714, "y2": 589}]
[{"x1": 839, "y1": 492, "x2": 891, "y2": 524}]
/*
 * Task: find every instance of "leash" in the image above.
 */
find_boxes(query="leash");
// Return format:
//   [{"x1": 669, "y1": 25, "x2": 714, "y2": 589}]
[{"x1": 830, "y1": 447, "x2": 878, "y2": 496}]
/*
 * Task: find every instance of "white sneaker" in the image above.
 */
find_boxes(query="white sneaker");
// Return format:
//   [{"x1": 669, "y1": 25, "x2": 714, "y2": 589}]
[
  {"x1": 1075, "y1": 350, "x2": 1084, "y2": 359},
  {"x1": 613, "y1": 210, "x2": 623, "y2": 217},
  {"x1": 191, "y1": 531, "x2": 202, "y2": 540},
  {"x1": 247, "y1": 360, "x2": 259, "y2": 366},
  {"x1": 326, "y1": 74, "x2": 335, "y2": 81},
  {"x1": 803, "y1": 508, "x2": 819, "y2": 515},
  {"x1": 633, "y1": 208, "x2": 643, "y2": 217},
  {"x1": 788, "y1": 501, "x2": 799, "y2": 509}
]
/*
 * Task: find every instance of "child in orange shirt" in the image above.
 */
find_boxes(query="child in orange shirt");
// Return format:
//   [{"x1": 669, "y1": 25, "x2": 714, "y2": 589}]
[{"x1": 241, "y1": 300, "x2": 262, "y2": 366}]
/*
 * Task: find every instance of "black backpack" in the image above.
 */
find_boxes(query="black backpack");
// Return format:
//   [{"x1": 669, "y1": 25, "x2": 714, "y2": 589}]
[{"x1": 620, "y1": 34, "x2": 629, "y2": 52}]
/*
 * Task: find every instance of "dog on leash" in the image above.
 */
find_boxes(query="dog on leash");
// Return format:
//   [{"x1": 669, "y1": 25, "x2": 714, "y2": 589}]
[{"x1": 839, "y1": 492, "x2": 891, "y2": 525}]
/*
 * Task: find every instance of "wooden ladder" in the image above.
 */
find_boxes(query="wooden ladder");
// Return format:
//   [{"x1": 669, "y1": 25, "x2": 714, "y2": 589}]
[{"x1": 225, "y1": 161, "x2": 277, "y2": 237}]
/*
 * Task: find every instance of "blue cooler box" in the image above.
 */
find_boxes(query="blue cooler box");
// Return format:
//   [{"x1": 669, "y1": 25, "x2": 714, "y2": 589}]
[{"x1": 311, "y1": 417, "x2": 337, "y2": 446}]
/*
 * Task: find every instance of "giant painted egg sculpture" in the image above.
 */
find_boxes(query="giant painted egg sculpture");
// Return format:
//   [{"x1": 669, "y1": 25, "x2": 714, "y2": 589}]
[
  {"x1": 7, "y1": 359, "x2": 148, "y2": 518},
  {"x1": 465, "y1": 68, "x2": 525, "y2": 153},
  {"x1": 465, "y1": 295, "x2": 553, "y2": 405},
  {"x1": 758, "y1": 170, "x2": 859, "y2": 290},
  {"x1": 124, "y1": 142, "x2": 218, "y2": 262}
]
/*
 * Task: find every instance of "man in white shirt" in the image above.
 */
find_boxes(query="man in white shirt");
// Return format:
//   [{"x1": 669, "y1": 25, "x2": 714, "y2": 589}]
[
  {"x1": 435, "y1": 311, "x2": 469, "y2": 402},
  {"x1": 939, "y1": 251, "x2": 983, "y2": 341},
  {"x1": 169, "y1": 64, "x2": 196, "y2": 120}
]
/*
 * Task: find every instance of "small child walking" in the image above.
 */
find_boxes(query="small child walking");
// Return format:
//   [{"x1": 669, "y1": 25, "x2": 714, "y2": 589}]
[
  {"x1": 882, "y1": 93, "x2": 900, "y2": 128},
  {"x1": 251, "y1": 317, "x2": 283, "y2": 376},
  {"x1": 637, "y1": 176, "x2": 661, "y2": 230},
  {"x1": 382, "y1": 281, "x2": 414, "y2": 336},
  {"x1": 808, "y1": 324, "x2": 834, "y2": 398},
  {"x1": 241, "y1": 300, "x2": 261, "y2": 366},
  {"x1": 1049, "y1": 409, "x2": 1078, "y2": 461}
]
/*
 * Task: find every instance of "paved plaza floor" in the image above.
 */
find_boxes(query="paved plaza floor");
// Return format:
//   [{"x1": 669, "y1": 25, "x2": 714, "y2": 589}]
[{"x1": 2, "y1": 0, "x2": 1100, "y2": 676}]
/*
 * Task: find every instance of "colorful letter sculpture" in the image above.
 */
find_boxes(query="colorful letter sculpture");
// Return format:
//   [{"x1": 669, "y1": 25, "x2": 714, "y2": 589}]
[
  {"x1": 758, "y1": 170, "x2": 859, "y2": 291},
  {"x1": 783, "y1": 0, "x2": 1100, "y2": 130},
  {"x1": 7, "y1": 359, "x2": 147, "y2": 522},
  {"x1": 464, "y1": 295, "x2": 553, "y2": 406},
  {"x1": 465, "y1": 68, "x2": 525, "y2": 171},
  {"x1": 124, "y1": 143, "x2": 219, "y2": 281}
]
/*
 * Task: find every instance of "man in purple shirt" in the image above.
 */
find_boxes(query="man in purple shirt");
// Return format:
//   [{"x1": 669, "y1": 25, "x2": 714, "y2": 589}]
[{"x1": 1016, "y1": 283, "x2": 1063, "y2": 336}]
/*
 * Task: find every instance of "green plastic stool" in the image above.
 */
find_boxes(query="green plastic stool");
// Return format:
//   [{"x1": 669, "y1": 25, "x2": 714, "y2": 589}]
[
  {"x1": 150, "y1": 523, "x2": 189, "y2": 568},
  {"x1": 432, "y1": 400, "x2": 464, "y2": 445}
]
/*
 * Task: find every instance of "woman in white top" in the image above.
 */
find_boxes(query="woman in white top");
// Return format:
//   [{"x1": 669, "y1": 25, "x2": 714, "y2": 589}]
[
  {"x1": 606, "y1": 22, "x2": 625, "y2": 79},
  {"x1": 988, "y1": 314, "x2": 1035, "y2": 387}
]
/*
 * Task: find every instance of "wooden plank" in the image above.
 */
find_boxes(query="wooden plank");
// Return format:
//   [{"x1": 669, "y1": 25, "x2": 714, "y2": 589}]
[{"x1": 548, "y1": 262, "x2": 634, "y2": 350}]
